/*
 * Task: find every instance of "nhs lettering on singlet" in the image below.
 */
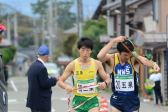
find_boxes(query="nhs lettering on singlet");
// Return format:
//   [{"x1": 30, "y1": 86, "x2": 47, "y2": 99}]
[{"x1": 115, "y1": 63, "x2": 134, "y2": 91}]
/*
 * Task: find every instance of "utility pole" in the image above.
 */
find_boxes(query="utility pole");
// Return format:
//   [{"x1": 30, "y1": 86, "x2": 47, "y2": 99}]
[
  {"x1": 107, "y1": 0, "x2": 114, "y2": 36},
  {"x1": 14, "y1": 8, "x2": 18, "y2": 47},
  {"x1": 120, "y1": 0, "x2": 126, "y2": 36},
  {"x1": 33, "y1": 19, "x2": 39, "y2": 55},
  {"x1": 77, "y1": 0, "x2": 83, "y2": 38},
  {"x1": 42, "y1": 16, "x2": 45, "y2": 45},
  {"x1": 1, "y1": 4, "x2": 18, "y2": 47},
  {"x1": 7, "y1": 13, "x2": 11, "y2": 42},
  {"x1": 54, "y1": 0, "x2": 58, "y2": 48},
  {"x1": 166, "y1": 16, "x2": 168, "y2": 99},
  {"x1": 49, "y1": 0, "x2": 54, "y2": 62}
]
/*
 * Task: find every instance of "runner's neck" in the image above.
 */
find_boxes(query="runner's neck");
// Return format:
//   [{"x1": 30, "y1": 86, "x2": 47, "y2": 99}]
[
  {"x1": 118, "y1": 56, "x2": 127, "y2": 66},
  {"x1": 79, "y1": 57, "x2": 90, "y2": 63}
]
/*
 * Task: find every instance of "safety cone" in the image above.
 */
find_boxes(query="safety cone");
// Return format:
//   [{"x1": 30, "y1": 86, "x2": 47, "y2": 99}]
[{"x1": 99, "y1": 96, "x2": 108, "y2": 112}]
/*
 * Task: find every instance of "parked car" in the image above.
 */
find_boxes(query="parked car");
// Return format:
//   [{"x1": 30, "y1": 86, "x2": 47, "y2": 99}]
[{"x1": 44, "y1": 63, "x2": 60, "y2": 78}]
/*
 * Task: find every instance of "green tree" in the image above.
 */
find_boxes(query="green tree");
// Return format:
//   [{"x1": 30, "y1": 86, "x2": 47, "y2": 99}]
[
  {"x1": 57, "y1": 1, "x2": 76, "y2": 30},
  {"x1": 17, "y1": 26, "x2": 34, "y2": 48},
  {"x1": 0, "y1": 47, "x2": 16, "y2": 65},
  {"x1": 63, "y1": 33, "x2": 78, "y2": 57},
  {"x1": 31, "y1": 0, "x2": 48, "y2": 15},
  {"x1": 73, "y1": 15, "x2": 107, "y2": 59},
  {"x1": 31, "y1": 0, "x2": 76, "y2": 30}
]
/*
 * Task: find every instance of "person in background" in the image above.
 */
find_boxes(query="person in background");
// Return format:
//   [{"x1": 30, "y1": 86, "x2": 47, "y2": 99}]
[
  {"x1": 26, "y1": 45, "x2": 59, "y2": 112},
  {"x1": 0, "y1": 24, "x2": 8, "y2": 112},
  {"x1": 149, "y1": 68, "x2": 163, "y2": 106},
  {"x1": 4, "y1": 66, "x2": 8, "y2": 86}
]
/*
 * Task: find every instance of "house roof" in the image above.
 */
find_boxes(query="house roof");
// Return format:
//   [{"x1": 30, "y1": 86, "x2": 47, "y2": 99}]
[
  {"x1": 102, "y1": 0, "x2": 139, "y2": 11},
  {"x1": 92, "y1": 0, "x2": 151, "y2": 20},
  {"x1": 17, "y1": 52, "x2": 30, "y2": 59},
  {"x1": 143, "y1": 42, "x2": 166, "y2": 51},
  {"x1": 57, "y1": 53, "x2": 73, "y2": 65},
  {"x1": 92, "y1": 0, "x2": 107, "y2": 19},
  {"x1": 144, "y1": 33, "x2": 166, "y2": 43},
  {"x1": 99, "y1": 33, "x2": 166, "y2": 50},
  {"x1": 18, "y1": 48, "x2": 36, "y2": 59},
  {"x1": 64, "y1": 26, "x2": 78, "y2": 34}
]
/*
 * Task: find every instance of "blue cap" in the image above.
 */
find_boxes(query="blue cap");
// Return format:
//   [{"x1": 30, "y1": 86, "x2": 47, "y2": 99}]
[{"x1": 37, "y1": 45, "x2": 50, "y2": 56}]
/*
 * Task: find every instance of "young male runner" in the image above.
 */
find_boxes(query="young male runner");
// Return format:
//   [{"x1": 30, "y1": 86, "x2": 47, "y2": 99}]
[
  {"x1": 58, "y1": 37, "x2": 111, "y2": 112},
  {"x1": 97, "y1": 36, "x2": 160, "y2": 112}
]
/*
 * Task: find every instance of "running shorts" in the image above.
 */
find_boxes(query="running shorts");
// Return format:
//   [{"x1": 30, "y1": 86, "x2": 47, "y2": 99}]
[
  {"x1": 110, "y1": 94, "x2": 140, "y2": 112},
  {"x1": 72, "y1": 95, "x2": 100, "y2": 112}
]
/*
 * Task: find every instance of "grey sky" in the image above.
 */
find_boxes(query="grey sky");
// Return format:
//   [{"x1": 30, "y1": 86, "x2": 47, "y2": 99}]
[{"x1": 0, "y1": 0, "x2": 101, "y2": 19}]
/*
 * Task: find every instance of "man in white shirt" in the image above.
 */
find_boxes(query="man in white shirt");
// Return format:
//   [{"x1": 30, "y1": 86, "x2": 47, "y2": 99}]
[{"x1": 149, "y1": 69, "x2": 163, "y2": 106}]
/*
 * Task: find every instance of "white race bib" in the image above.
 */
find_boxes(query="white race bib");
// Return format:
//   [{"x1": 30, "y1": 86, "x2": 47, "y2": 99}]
[
  {"x1": 114, "y1": 75, "x2": 134, "y2": 91},
  {"x1": 77, "y1": 79, "x2": 95, "y2": 94}
]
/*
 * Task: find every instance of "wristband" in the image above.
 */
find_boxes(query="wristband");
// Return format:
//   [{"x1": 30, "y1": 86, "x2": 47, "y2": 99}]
[
  {"x1": 104, "y1": 81, "x2": 108, "y2": 87},
  {"x1": 152, "y1": 62, "x2": 156, "y2": 68}
]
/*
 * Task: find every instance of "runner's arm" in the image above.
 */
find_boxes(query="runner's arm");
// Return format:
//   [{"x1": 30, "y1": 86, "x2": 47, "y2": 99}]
[
  {"x1": 97, "y1": 36, "x2": 127, "y2": 64},
  {"x1": 97, "y1": 40, "x2": 115, "y2": 63},
  {"x1": 132, "y1": 52, "x2": 160, "y2": 72},
  {"x1": 96, "y1": 61, "x2": 111, "y2": 86},
  {"x1": 58, "y1": 62, "x2": 74, "y2": 89}
]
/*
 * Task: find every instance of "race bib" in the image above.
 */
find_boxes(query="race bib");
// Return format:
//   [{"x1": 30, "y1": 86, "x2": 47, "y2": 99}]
[
  {"x1": 114, "y1": 75, "x2": 134, "y2": 91},
  {"x1": 77, "y1": 79, "x2": 95, "y2": 94}
]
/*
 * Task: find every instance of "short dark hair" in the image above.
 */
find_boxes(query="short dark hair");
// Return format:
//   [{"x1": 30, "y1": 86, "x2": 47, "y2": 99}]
[
  {"x1": 117, "y1": 39, "x2": 134, "y2": 53},
  {"x1": 77, "y1": 36, "x2": 93, "y2": 50}
]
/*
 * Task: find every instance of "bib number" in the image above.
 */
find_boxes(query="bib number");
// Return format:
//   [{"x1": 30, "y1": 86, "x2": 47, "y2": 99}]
[
  {"x1": 115, "y1": 75, "x2": 134, "y2": 91},
  {"x1": 77, "y1": 79, "x2": 95, "y2": 94}
]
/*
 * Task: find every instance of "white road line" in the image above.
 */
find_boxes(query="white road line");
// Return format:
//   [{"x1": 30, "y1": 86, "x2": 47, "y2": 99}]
[
  {"x1": 10, "y1": 80, "x2": 18, "y2": 92},
  {"x1": 52, "y1": 107, "x2": 55, "y2": 112},
  {"x1": 8, "y1": 101, "x2": 26, "y2": 104},
  {"x1": 60, "y1": 98, "x2": 68, "y2": 101},
  {"x1": 8, "y1": 99, "x2": 17, "y2": 102},
  {"x1": 8, "y1": 111, "x2": 22, "y2": 112}
]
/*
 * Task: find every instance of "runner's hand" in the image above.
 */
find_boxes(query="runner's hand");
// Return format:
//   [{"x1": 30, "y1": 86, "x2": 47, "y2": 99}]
[
  {"x1": 113, "y1": 36, "x2": 128, "y2": 43},
  {"x1": 65, "y1": 85, "x2": 73, "y2": 94},
  {"x1": 55, "y1": 75, "x2": 59, "y2": 81},
  {"x1": 153, "y1": 63, "x2": 160, "y2": 73},
  {"x1": 98, "y1": 82, "x2": 106, "y2": 90}
]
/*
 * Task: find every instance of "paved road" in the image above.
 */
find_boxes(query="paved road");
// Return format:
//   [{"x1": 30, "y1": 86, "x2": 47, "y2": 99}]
[
  {"x1": 8, "y1": 76, "x2": 73, "y2": 112},
  {"x1": 7, "y1": 76, "x2": 168, "y2": 112}
]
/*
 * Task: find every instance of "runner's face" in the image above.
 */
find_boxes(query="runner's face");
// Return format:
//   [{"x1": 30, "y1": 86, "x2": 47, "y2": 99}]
[
  {"x1": 78, "y1": 46, "x2": 92, "y2": 59},
  {"x1": 119, "y1": 52, "x2": 132, "y2": 62}
]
